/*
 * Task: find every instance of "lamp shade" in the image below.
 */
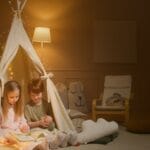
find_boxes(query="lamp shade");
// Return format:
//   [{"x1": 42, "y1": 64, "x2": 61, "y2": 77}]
[{"x1": 32, "y1": 27, "x2": 51, "y2": 43}]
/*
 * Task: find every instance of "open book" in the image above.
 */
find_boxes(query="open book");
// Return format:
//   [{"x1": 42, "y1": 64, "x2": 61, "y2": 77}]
[{"x1": 10, "y1": 131, "x2": 45, "y2": 142}]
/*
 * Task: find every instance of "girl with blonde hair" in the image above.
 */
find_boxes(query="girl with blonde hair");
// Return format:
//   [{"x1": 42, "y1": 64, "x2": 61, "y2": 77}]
[{"x1": 1, "y1": 80, "x2": 29, "y2": 133}]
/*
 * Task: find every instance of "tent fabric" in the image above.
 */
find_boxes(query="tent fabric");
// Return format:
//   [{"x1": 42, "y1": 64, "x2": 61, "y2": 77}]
[{"x1": 0, "y1": 0, "x2": 75, "y2": 131}]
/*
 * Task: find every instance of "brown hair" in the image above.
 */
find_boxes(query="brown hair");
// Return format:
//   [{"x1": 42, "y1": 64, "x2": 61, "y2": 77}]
[
  {"x1": 28, "y1": 78, "x2": 44, "y2": 94},
  {"x1": 2, "y1": 80, "x2": 24, "y2": 121}
]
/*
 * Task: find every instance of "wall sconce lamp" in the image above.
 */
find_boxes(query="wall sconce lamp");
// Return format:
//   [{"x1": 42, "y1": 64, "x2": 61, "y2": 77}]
[{"x1": 32, "y1": 27, "x2": 51, "y2": 48}]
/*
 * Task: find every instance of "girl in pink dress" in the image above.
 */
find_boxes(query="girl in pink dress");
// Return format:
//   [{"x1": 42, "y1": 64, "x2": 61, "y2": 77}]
[{"x1": 1, "y1": 80, "x2": 29, "y2": 133}]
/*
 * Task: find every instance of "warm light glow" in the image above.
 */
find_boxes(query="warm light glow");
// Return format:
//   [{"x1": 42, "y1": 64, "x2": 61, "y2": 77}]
[{"x1": 32, "y1": 27, "x2": 51, "y2": 47}]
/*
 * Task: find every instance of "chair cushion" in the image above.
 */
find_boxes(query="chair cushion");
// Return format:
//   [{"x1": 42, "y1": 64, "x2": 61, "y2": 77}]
[
  {"x1": 104, "y1": 75, "x2": 132, "y2": 88},
  {"x1": 102, "y1": 75, "x2": 131, "y2": 106},
  {"x1": 95, "y1": 105, "x2": 125, "y2": 111}
]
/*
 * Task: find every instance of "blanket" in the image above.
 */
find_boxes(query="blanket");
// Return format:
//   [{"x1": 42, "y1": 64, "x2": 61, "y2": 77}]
[
  {"x1": 0, "y1": 129, "x2": 47, "y2": 150},
  {"x1": 0, "y1": 118, "x2": 118, "y2": 149}
]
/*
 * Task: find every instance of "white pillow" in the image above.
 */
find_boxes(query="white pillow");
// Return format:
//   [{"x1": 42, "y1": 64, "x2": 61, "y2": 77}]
[
  {"x1": 77, "y1": 118, "x2": 118, "y2": 144},
  {"x1": 68, "y1": 81, "x2": 88, "y2": 113},
  {"x1": 55, "y1": 82, "x2": 69, "y2": 109}
]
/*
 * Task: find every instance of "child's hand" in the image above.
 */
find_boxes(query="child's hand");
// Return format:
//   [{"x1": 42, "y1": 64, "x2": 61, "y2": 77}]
[
  {"x1": 39, "y1": 119, "x2": 49, "y2": 128},
  {"x1": 20, "y1": 124, "x2": 30, "y2": 133},
  {"x1": 43, "y1": 115, "x2": 53, "y2": 124},
  {"x1": 39, "y1": 116, "x2": 53, "y2": 128}
]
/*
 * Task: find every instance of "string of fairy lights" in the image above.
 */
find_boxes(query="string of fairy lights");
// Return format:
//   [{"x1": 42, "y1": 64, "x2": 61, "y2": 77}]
[
  {"x1": 0, "y1": 0, "x2": 32, "y2": 51},
  {"x1": 0, "y1": 0, "x2": 14, "y2": 52},
  {"x1": 0, "y1": 1, "x2": 14, "y2": 79},
  {"x1": 1, "y1": 1, "x2": 11, "y2": 79},
  {"x1": 0, "y1": 0, "x2": 31, "y2": 80}
]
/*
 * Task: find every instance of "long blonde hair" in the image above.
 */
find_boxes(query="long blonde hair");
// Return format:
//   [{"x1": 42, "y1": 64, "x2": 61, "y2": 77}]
[{"x1": 2, "y1": 80, "x2": 24, "y2": 121}]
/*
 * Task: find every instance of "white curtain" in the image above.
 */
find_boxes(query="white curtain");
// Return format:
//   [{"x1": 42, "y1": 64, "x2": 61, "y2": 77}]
[{"x1": 0, "y1": 12, "x2": 75, "y2": 131}]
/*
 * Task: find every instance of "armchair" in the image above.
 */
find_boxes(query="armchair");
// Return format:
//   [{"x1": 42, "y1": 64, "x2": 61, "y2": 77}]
[{"x1": 92, "y1": 75, "x2": 132, "y2": 124}]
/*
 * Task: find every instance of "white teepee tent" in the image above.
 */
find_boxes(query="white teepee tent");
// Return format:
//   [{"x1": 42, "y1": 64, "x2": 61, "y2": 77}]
[{"x1": 0, "y1": 0, "x2": 75, "y2": 131}]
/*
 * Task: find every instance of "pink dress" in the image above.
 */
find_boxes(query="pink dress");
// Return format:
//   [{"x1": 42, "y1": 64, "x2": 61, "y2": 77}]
[{"x1": 1, "y1": 107, "x2": 28, "y2": 132}]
